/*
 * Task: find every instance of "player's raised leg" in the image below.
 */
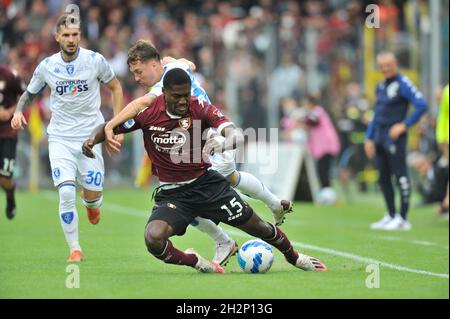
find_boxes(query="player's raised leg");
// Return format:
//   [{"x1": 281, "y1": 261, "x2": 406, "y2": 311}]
[
  {"x1": 81, "y1": 189, "x2": 102, "y2": 225},
  {"x1": 228, "y1": 170, "x2": 293, "y2": 226},
  {"x1": 78, "y1": 141, "x2": 104, "y2": 225},
  {"x1": 199, "y1": 170, "x2": 326, "y2": 272},
  {"x1": 191, "y1": 217, "x2": 237, "y2": 265}
]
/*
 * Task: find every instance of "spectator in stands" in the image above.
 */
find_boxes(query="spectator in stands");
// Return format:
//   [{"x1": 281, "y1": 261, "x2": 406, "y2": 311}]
[{"x1": 299, "y1": 95, "x2": 341, "y2": 190}]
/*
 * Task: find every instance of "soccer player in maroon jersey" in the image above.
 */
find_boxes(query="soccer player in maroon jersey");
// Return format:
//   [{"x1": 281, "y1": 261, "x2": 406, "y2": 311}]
[
  {"x1": 0, "y1": 65, "x2": 24, "y2": 219},
  {"x1": 83, "y1": 68, "x2": 327, "y2": 273}
]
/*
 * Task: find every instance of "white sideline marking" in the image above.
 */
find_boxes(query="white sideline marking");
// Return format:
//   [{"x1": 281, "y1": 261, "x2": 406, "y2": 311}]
[
  {"x1": 376, "y1": 235, "x2": 449, "y2": 250},
  {"x1": 40, "y1": 192, "x2": 449, "y2": 279},
  {"x1": 224, "y1": 229, "x2": 449, "y2": 279}
]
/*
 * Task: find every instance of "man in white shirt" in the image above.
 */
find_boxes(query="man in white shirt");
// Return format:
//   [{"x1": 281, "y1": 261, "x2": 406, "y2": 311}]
[{"x1": 11, "y1": 13, "x2": 124, "y2": 262}]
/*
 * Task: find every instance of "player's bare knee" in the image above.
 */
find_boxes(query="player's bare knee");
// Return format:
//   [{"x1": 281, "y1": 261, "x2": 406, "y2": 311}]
[
  {"x1": 228, "y1": 171, "x2": 239, "y2": 187},
  {"x1": 0, "y1": 177, "x2": 13, "y2": 189},
  {"x1": 81, "y1": 189, "x2": 103, "y2": 210},
  {"x1": 144, "y1": 221, "x2": 169, "y2": 250},
  {"x1": 83, "y1": 189, "x2": 102, "y2": 201},
  {"x1": 238, "y1": 212, "x2": 272, "y2": 238},
  {"x1": 252, "y1": 219, "x2": 275, "y2": 238}
]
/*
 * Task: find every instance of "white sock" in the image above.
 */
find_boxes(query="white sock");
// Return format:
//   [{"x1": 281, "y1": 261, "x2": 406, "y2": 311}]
[
  {"x1": 193, "y1": 217, "x2": 232, "y2": 244},
  {"x1": 234, "y1": 171, "x2": 281, "y2": 211},
  {"x1": 58, "y1": 183, "x2": 81, "y2": 251}
]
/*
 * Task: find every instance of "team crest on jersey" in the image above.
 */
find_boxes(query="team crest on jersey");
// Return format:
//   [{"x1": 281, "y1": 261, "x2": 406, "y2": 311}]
[
  {"x1": 66, "y1": 64, "x2": 75, "y2": 75},
  {"x1": 387, "y1": 81, "x2": 399, "y2": 98},
  {"x1": 178, "y1": 117, "x2": 192, "y2": 130}
]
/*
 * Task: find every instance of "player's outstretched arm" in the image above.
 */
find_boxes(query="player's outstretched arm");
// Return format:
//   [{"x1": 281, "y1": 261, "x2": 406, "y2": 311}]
[
  {"x1": 83, "y1": 123, "x2": 108, "y2": 158},
  {"x1": 104, "y1": 94, "x2": 153, "y2": 152},
  {"x1": 84, "y1": 118, "x2": 135, "y2": 158},
  {"x1": 11, "y1": 91, "x2": 36, "y2": 130}
]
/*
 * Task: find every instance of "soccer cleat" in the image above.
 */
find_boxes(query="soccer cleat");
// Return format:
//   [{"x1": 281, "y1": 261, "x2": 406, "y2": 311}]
[
  {"x1": 212, "y1": 240, "x2": 238, "y2": 266},
  {"x1": 272, "y1": 200, "x2": 293, "y2": 226},
  {"x1": 370, "y1": 214, "x2": 394, "y2": 230},
  {"x1": 381, "y1": 215, "x2": 412, "y2": 231},
  {"x1": 67, "y1": 249, "x2": 83, "y2": 262},
  {"x1": 6, "y1": 197, "x2": 16, "y2": 220},
  {"x1": 295, "y1": 253, "x2": 328, "y2": 272},
  {"x1": 185, "y1": 248, "x2": 225, "y2": 274},
  {"x1": 86, "y1": 207, "x2": 101, "y2": 225}
]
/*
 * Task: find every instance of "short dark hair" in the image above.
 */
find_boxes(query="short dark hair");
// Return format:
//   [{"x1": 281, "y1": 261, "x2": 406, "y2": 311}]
[
  {"x1": 163, "y1": 68, "x2": 191, "y2": 89},
  {"x1": 56, "y1": 13, "x2": 80, "y2": 32},
  {"x1": 127, "y1": 40, "x2": 160, "y2": 65}
]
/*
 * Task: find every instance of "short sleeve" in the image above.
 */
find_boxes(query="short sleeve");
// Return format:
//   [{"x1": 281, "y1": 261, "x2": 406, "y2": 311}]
[
  {"x1": 96, "y1": 53, "x2": 115, "y2": 84},
  {"x1": 27, "y1": 61, "x2": 47, "y2": 94},
  {"x1": 202, "y1": 102, "x2": 233, "y2": 133}
]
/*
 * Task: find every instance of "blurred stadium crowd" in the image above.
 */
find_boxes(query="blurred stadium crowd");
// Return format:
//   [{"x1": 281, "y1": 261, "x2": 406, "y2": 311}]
[{"x1": 0, "y1": 0, "x2": 448, "y2": 209}]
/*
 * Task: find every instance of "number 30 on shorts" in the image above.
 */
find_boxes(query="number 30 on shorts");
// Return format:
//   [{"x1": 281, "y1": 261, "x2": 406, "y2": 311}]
[{"x1": 86, "y1": 170, "x2": 103, "y2": 186}]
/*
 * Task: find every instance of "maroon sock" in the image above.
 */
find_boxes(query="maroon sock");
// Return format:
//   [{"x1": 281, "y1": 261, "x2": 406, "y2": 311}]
[
  {"x1": 2, "y1": 184, "x2": 15, "y2": 201},
  {"x1": 153, "y1": 240, "x2": 198, "y2": 267},
  {"x1": 263, "y1": 224, "x2": 299, "y2": 265}
]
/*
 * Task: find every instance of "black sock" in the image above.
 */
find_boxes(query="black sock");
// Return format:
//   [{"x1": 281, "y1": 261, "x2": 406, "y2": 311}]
[
  {"x1": 2, "y1": 184, "x2": 16, "y2": 201},
  {"x1": 3, "y1": 184, "x2": 16, "y2": 200}
]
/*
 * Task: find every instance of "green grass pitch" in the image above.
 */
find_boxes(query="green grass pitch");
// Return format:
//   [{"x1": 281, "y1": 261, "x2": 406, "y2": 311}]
[{"x1": 0, "y1": 188, "x2": 448, "y2": 298}]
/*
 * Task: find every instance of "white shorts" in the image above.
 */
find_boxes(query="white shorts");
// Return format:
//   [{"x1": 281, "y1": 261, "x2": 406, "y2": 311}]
[
  {"x1": 209, "y1": 149, "x2": 236, "y2": 178},
  {"x1": 48, "y1": 138, "x2": 104, "y2": 191}
]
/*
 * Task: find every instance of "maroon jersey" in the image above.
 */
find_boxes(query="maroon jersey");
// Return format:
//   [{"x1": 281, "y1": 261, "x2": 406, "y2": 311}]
[
  {"x1": 0, "y1": 65, "x2": 24, "y2": 138},
  {"x1": 120, "y1": 95, "x2": 232, "y2": 182}
]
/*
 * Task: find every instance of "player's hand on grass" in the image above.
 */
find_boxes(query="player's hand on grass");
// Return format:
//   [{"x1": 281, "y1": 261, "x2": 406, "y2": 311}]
[
  {"x1": 389, "y1": 122, "x2": 406, "y2": 140},
  {"x1": 82, "y1": 139, "x2": 96, "y2": 158},
  {"x1": 364, "y1": 139, "x2": 375, "y2": 160},
  {"x1": 11, "y1": 112, "x2": 27, "y2": 130}
]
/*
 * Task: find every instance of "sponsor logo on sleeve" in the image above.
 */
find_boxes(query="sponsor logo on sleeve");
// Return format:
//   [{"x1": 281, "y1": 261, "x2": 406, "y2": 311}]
[{"x1": 122, "y1": 119, "x2": 135, "y2": 129}]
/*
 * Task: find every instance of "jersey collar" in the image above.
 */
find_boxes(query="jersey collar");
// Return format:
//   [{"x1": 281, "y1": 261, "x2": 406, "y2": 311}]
[{"x1": 60, "y1": 47, "x2": 81, "y2": 63}]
